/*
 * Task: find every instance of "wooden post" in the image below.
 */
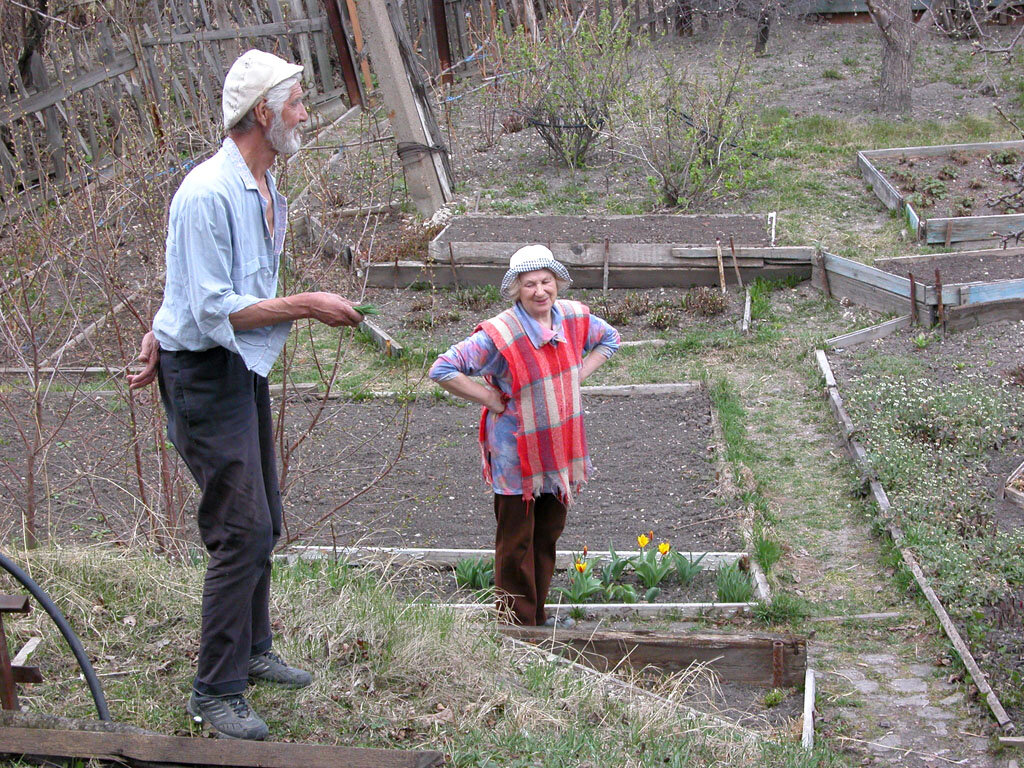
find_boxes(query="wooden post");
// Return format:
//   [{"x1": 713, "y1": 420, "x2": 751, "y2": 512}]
[
  {"x1": 935, "y1": 268, "x2": 944, "y2": 330},
  {"x1": 431, "y1": 0, "x2": 454, "y2": 84},
  {"x1": 908, "y1": 272, "x2": 919, "y2": 325},
  {"x1": 729, "y1": 235, "x2": 743, "y2": 289},
  {"x1": 602, "y1": 238, "x2": 610, "y2": 295},
  {"x1": 323, "y1": 0, "x2": 365, "y2": 106},
  {"x1": 817, "y1": 251, "x2": 831, "y2": 299},
  {"x1": 355, "y1": 0, "x2": 453, "y2": 216},
  {"x1": 715, "y1": 238, "x2": 727, "y2": 294},
  {"x1": 0, "y1": 614, "x2": 17, "y2": 711}
]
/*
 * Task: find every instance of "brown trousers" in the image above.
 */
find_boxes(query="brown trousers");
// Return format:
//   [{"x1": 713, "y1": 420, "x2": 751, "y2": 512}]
[{"x1": 493, "y1": 493, "x2": 568, "y2": 625}]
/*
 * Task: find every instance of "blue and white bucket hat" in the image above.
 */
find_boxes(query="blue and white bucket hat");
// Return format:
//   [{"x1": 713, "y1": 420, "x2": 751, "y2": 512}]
[{"x1": 500, "y1": 245, "x2": 572, "y2": 298}]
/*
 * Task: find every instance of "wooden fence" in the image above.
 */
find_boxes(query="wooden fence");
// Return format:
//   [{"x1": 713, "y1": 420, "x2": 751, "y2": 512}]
[
  {"x1": 0, "y1": 0, "x2": 364, "y2": 197},
  {"x1": 1, "y1": 0, "x2": 704, "y2": 197}
]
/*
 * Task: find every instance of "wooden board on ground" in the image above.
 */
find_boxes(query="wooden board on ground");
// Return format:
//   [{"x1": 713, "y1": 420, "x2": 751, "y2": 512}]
[
  {"x1": 825, "y1": 315, "x2": 913, "y2": 350},
  {"x1": 944, "y1": 297, "x2": 1024, "y2": 331},
  {"x1": 500, "y1": 627, "x2": 806, "y2": 687},
  {"x1": 365, "y1": 261, "x2": 810, "y2": 289},
  {"x1": 0, "y1": 727, "x2": 443, "y2": 768}
]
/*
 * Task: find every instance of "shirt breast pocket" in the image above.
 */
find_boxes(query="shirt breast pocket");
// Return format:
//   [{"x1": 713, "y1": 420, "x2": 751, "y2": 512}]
[{"x1": 231, "y1": 254, "x2": 272, "y2": 283}]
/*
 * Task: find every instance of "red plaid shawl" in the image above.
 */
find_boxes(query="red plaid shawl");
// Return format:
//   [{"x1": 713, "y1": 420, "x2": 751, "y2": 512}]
[{"x1": 478, "y1": 300, "x2": 591, "y2": 505}]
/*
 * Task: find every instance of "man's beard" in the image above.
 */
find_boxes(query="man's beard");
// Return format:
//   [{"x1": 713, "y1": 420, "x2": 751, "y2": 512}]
[{"x1": 267, "y1": 112, "x2": 301, "y2": 156}]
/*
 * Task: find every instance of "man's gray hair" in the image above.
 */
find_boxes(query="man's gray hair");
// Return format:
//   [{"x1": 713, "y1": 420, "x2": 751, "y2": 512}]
[{"x1": 229, "y1": 74, "x2": 301, "y2": 135}]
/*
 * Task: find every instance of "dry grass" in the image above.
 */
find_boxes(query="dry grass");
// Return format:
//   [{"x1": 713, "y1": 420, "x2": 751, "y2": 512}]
[{"x1": 0, "y1": 547, "x2": 821, "y2": 765}]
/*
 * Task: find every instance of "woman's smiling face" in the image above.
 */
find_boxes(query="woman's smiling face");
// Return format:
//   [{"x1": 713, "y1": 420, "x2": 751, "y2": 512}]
[{"x1": 517, "y1": 269, "x2": 558, "y2": 319}]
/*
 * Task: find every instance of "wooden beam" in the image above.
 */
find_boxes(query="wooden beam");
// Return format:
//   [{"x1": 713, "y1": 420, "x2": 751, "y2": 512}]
[
  {"x1": 801, "y1": 668, "x2": 815, "y2": 750},
  {"x1": 924, "y1": 213, "x2": 1024, "y2": 245},
  {"x1": 0, "y1": 597, "x2": 29, "y2": 614},
  {"x1": 287, "y1": 545, "x2": 743, "y2": 571},
  {"x1": 140, "y1": 17, "x2": 325, "y2": 45},
  {"x1": 365, "y1": 261, "x2": 810, "y2": 289},
  {"x1": 355, "y1": 0, "x2": 452, "y2": 216},
  {"x1": 500, "y1": 627, "x2": 806, "y2": 687},
  {"x1": 358, "y1": 318, "x2": 404, "y2": 358},
  {"x1": 825, "y1": 315, "x2": 913, "y2": 350},
  {"x1": 0, "y1": 727, "x2": 444, "y2": 768},
  {"x1": 944, "y1": 298, "x2": 1024, "y2": 332},
  {"x1": 859, "y1": 139, "x2": 1024, "y2": 161}
]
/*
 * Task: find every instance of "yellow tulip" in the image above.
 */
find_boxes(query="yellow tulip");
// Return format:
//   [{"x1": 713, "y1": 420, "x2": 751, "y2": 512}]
[
  {"x1": 637, "y1": 533, "x2": 650, "y2": 549},
  {"x1": 658, "y1": 542, "x2": 671, "y2": 556},
  {"x1": 575, "y1": 561, "x2": 586, "y2": 573}
]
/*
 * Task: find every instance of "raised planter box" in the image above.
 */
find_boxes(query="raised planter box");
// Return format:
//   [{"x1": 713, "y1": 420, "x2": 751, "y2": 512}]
[
  {"x1": 1006, "y1": 458, "x2": 1024, "y2": 509},
  {"x1": 813, "y1": 249, "x2": 1024, "y2": 326},
  {"x1": 858, "y1": 140, "x2": 1024, "y2": 246},
  {"x1": 285, "y1": 545, "x2": 768, "y2": 619},
  {"x1": 363, "y1": 214, "x2": 814, "y2": 289}
]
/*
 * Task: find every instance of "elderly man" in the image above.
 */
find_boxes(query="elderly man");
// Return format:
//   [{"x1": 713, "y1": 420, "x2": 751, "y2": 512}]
[{"x1": 128, "y1": 49, "x2": 364, "y2": 739}]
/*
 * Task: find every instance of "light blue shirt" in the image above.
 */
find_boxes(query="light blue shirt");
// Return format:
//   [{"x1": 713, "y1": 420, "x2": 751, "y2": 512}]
[
  {"x1": 429, "y1": 301, "x2": 620, "y2": 495},
  {"x1": 152, "y1": 138, "x2": 291, "y2": 377}
]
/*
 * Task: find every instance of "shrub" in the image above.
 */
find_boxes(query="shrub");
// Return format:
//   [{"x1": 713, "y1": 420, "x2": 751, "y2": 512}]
[
  {"x1": 618, "y1": 51, "x2": 755, "y2": 209},
  {"x1": 683, "y1": 287, "x2": 727, "y2": 316},
  {"x1": 497, "y1": 8, "x2": 641, "y2": 167}
]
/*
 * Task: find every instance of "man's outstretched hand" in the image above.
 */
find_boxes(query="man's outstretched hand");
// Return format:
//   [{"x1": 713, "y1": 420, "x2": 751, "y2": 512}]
[{"x1": 127, "y1": 330, "x2": 160, "y2": 390}]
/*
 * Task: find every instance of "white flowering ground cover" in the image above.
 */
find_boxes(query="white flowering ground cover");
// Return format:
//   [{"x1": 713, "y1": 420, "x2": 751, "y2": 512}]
[{"x1": 829, "y1": 320, "x2": 1024, "y2": 721}]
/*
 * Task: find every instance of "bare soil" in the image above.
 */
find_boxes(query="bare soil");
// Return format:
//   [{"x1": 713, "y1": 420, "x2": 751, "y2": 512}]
[
  {"x1": 877, "y1": 149, "x2": 1024, "y2": 218},
  {"x1": 873, "y1": 250, "x2": 1024, "y2": 285},
  {"x1": 434, "y1": 214, "x2": 772, "y2": 245},
  {"x1": 285, "y1": 389, "x2": 743, "y2": 553}
]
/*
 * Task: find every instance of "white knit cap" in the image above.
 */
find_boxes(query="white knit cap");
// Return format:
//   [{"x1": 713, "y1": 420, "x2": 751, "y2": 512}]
[
  {"x1": 501, "y1": 245, "x2": 571, "y2": 297},
  {"x1": 222, "y1": 49, "x2": 304, "y2": 130}
]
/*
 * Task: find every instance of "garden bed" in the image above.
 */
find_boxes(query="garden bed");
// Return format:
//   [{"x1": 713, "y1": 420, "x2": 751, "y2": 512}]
[
  {"x1": 823, "y1": 318, "x2": 1024, "y2": 724},
  {"x1": 365, "y1": 214, "x2": 813, "y2": 289},
  {"x1": 813, "y1": 249, "x2": 1024, "y2": 323},
  {"x1": 858, "y1": 140, "x2": 1024, "y2": 246}
]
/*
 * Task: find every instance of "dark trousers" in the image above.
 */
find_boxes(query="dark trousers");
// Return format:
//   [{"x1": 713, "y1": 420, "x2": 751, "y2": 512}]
[
  {"x1": 158, "y1": 347, "x2": 282, "y2": 696},
  {"x1": 493, "y1": 493, "x2": 567, "y2": 626}
]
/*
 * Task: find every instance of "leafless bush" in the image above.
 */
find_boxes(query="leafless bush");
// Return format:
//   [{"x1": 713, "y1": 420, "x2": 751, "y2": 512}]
[{"x1": 615, "y1": 53, "x2": 754, "y2": 209}]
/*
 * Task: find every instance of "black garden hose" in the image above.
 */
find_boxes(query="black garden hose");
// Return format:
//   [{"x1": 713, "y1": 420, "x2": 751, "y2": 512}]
[{"x1": 0, "y1": 550, "x2": 110, "y2": 721}]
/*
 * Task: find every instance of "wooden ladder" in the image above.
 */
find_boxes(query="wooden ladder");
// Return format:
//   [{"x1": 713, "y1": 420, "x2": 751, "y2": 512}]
[{"x1": 0, "y1": 595, "x2": 42, "y2": 711}]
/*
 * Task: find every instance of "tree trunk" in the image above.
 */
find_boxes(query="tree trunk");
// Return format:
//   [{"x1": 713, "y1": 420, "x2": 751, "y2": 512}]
[
  {"x1": 867, "y1": 0, "x2": 917, "y2": 116},
  {"x1": 879, "y1": 28, "x2": 914, "y2": 115}
]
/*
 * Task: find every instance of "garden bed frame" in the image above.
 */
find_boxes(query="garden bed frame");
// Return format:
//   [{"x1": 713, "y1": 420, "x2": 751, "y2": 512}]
[
  {"x1": 858, "y1": 140, "x2": 1024, "y2": 246},
  {"x1": 285, "y1": 545, "x2": 769, "y2": 619},
  {"x1": 363, "y1": 214, "x2": 812, "y2": 289},
  {"x1": 814, "y1": 349, "x2": 1015, "y2": 732},
  {"x1": 500, "y1": 626, "x2": 806, "y2": 687},
  {"x1": 1005, "y1": 459, "x2": 1024, "y2": 510},
  {"x1": 813, "y1": 249, "x2": 1024, "y2": 327}
]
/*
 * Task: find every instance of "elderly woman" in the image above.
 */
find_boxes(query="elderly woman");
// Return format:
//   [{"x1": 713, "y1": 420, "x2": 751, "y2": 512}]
[{"x1": 429, "y1": 245, "x2": 620, "y2": 627}]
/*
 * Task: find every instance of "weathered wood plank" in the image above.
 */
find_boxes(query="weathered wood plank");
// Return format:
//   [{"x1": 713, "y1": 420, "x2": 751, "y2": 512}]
[
  {"x1": 802, "y1": 668, "x2": 815, "y2": 750},
  {"x1": 500, "y1": 627, "x2": 806, "y2": 687},
  {"x1": 961, "y1": 278, "x2": 1024, "y2": 304},
  {"x1": 0, "y1": 51, "x2": 137, "y2": 129},
  {"x1": 365, "y1": 262, "x2": 809, "y2": 289},
  {"x1": 288, "y1": 545, "x2": 741, "y2": 571},
  {"x1": 0, "y1": 728, "x2": 443, "y2": 768},
  {"x1": 859, "y1": 140, "x2": 1024, "y2": 161},
  {"x1": 0, "y1": 596, "x2": 29, "y2": 613},
  {"x1": 815, "y1": 350, "x2": 837, "y2": 387},
  {"x1": 924, "y1": 213, "x2": 1024, "y2": 245},
  {"x1": 447, "y1": 601, "x2": 754, "y2": 619},
  {"x1": 824, "y1": 252, "x2": 910, "y2": 297},
  {"x1": 873, "y1": 247, "x2": 1024, "y2": 268},
  {"x1": 358, "y1": 318, "x2": 404, "y2": 358},
  {"x1": 944, "y1": 297, "x2": 1024, "y2": 331},
  {"x1": 906, "y1": 200, "x2": 922, "y2": 239},
  {"x1": 857, "y1": 151, "x2": 902, "y2": 211},
  {"x1": 826, "y1": 315, "x2": 913, "y2": 349},
  {"x1": 430, "y1": 243, "x2": 811, "y2": 268}
]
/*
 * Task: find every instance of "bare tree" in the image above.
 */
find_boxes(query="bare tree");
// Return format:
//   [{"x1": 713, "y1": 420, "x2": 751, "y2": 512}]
[{"x1": 865, "y1": 0, "x2": 924, "y2": 116}]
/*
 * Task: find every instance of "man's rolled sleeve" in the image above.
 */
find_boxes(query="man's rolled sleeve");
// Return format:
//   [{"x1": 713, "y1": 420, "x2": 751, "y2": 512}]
[{"x1": 179, "y1": 194, "x2": 262, "y2": 354}]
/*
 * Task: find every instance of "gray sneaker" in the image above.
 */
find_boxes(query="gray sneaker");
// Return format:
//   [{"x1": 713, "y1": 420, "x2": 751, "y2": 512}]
[
  {"x1": 248, "y1": 649, "x2": 312, "y2": 688},
  {"x1": 187, "y1": 692, "x2": 268, "y2": 740}
]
